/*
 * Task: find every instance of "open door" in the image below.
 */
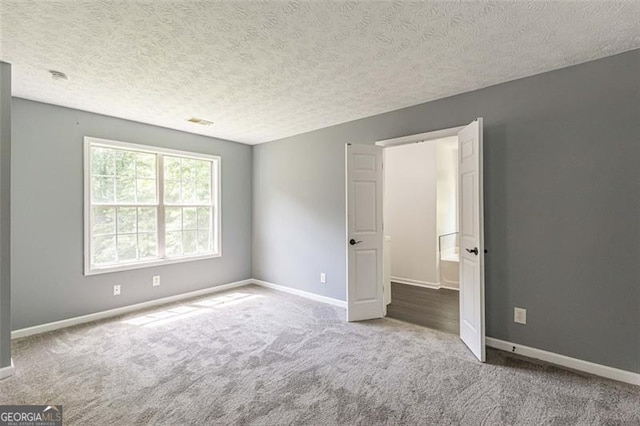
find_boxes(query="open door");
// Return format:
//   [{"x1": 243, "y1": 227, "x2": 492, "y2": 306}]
[
  {"x1": 458, "y1": 118, "x2": 486, "y2": 361},
  {"x1": 346, "y1": 144, "x2": 384, "y2": 321}
]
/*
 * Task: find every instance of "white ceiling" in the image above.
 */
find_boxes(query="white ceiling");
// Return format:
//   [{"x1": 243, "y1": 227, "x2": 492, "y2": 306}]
[{"x1": 1, "y1": 1, "x2": 639, "y2": 145}]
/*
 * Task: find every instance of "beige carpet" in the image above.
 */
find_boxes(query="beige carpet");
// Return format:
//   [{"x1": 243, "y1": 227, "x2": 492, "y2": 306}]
[{"x1": 1, "y1": 284, "x2": 638, "y2": 425}]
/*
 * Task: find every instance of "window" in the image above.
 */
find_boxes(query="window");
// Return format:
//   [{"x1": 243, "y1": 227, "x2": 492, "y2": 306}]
[{"x1": 84, "y1": 137, "x2": 220, "y2": 275}]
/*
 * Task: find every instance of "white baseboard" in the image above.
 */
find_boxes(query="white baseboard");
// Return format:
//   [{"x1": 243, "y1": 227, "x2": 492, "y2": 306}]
[
  {"x1": 439, "y1": 283, "x2": 459, "y2": 291},
  {"x1": 486, "y1": 337, "x2": 640, "y2": 387},
  {"x1": 252, "y1": 279, "x2": 346, "y2": 308},
  {"x1": 391, "y1": 276, "x2": 440, "y2": 289},
  {"x1": 12, "y1": 279, "x2": 253, "y2": 340},
  {"x1": 391, "y1": 276, "x2": 459, "y2": 291},
  {"x1": 0, "y1": 359, "x2": 14, "y2": 380}
]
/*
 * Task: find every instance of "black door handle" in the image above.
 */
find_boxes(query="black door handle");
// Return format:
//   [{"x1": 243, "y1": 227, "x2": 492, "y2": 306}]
[
  {"x1": 349, "y1": 239, "x2": 362, "y2": 246},
  {"x1": 466, "y1": 247, "x2": 479, "y2": 255}
]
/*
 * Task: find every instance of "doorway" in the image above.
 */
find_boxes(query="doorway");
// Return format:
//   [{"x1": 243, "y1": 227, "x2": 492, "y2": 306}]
[
  {"x1": 383, "y1": 136, "x2": 460, "y2": 335},
  {"x1": 345, "y1": 119, "x2": 486, "y2": 361}
]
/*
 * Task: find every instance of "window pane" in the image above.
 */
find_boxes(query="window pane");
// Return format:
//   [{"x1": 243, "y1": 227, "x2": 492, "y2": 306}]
[
  {"x1": 92, "y1": 176, "x2": 114, "y2": 203},
  {"x1": 116, "y1": 150, "x2": 135, "y2": 177},
  {"x1": 196, "y1": 181, "x2": 211, "y2": 204},
  {"x1": 117, "y1": 207, "x2": 137, "y2": 234},
  {"x1": 196, "y1": 159, "x2": 211, "y2": 179},
  {"x1": 164, "y1": 180, "x2": 180, "y2": 204},
  {"x1": 115, "y1": 177, "x2": 135, "y2": 203},
  {"x1": 138, "y1": 233, "x2": 157, "y2": 259},
  {"x1": 136, "y1": 153, "x2": 156, "y2": 178},
  {"x1": 166, "y1": 231, "x2": 182, "y2": 256},
  {"x1": 163, "y1": 156, "x2": 213, "y2": 206},
  {"x1": 117, "y1": 234, "x2": 137, "y2": 261},
  {"x1": 136, "y1": 178, "x2": 156, "y2": 203},
  {"x1": 197, "y1": 207, "x2": 211, "y2": 229},
  {"x1": 183, "y1": 207, "x2": 197, "y2": 230},
  {"x1": 183, "y1": 230, "x2": 197, "y2": 254},
  {"x1": 196, "y1": 161, "x2": 211, "y2": 204},
  {"x1": 197, "y1": 229, "x2": 211, "y2": 252},
  {"x1": 181, "y1": 179, "x2": 197, "y2": 204},
  {"x1": 137, "y1": 207, "x2": 157, "y2": 232},
  {"x1": 164, "y1": 157, "x2": 181, "y2": 181},
  {"x1": 165, "y1": 207, "x2": 182, "y2": 231},
  {"x1": 92, "y1": 235, "x2": 116, "y2": 265},
  {"x1": 91, "y1": 147, "x2": 115, "y2": 176},
  {"x1": 181, "y1": 158, "x2": 197, "y2": 182},
  {"x1": 93, "y1": 206, "x2": 115, "y2": 235}
]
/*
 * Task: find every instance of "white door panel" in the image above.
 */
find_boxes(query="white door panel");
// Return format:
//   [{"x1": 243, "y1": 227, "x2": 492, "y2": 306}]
[
  {"x1": 354, "y1": 181, "x2": 377, "y2": 232},
  {"x1": 458, "y1": 118, "x2": 486, "y2": 362},
  {"x1": 346, "y1": 144, "x2": 384, "y2": 322},
  {"x1": 354, "y1": 250, "x2": 377, "y2": 301}
]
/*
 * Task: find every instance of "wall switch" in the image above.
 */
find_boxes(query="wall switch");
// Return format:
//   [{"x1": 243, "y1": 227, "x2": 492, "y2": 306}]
[
  {"x1": 153, "y1": 275, "x2": 160, "y2": 287},
  {"x1": 320, "y1": 273, "x2": 326, "y2": 284},
  {"x1": 113, "y1": 285, "x2": 121, "y2": 296},
  {"x1": 514, "y1": 307, "x2": 527, "y2": 324}
]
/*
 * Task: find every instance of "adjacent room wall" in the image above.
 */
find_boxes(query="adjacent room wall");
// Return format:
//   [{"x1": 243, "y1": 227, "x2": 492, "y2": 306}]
[
  {"x1": 436, "y1": 137, "x2": 458, "y2": 239},
  {"x1": 385, "y1": 142, "x2": 438, "y2": 286},
  {"x1": 253, "y1": 49, "x2": 640, "y2": 373},
  {"x1": 11, "y1": 99, "x2": 252, "y2": 330},
  {"x1": 0, "y1": 62, "x2": 11, "y2": 370}
]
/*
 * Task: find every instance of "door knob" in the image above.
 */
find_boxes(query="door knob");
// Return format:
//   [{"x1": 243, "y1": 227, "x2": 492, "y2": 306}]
[
  {"x1": 349, "y1": 239, "x2": 362, "y2": 246},
  {"x1": 466, "y1": 247, "x2": 479, "y2": 255}
]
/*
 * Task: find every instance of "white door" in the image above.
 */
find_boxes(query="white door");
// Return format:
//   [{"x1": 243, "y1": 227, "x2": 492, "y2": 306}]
[
  {"x1": 458, "y1": 118, "x2": 486, "y2": 361},
  {"x1": 346, "y1": 144, "x2": 384, "y2": 321}
]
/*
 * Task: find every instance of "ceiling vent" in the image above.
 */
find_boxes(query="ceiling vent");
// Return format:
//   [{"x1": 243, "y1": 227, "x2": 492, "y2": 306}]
[
  {"x1": 187, "y1": 117, "x2": 214, "y2": 126},
  {"x1": 49, "y1": 70, "x2": 68, "y2": 81}
]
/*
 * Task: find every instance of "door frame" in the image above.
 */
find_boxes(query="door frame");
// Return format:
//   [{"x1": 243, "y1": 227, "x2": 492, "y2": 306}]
[
  {"x1": 374, "y1": 124, "x2": 467, "y2": 310},
  {"x1": 345, "y1": 123, "x2": 485, "y2": 351},
  {"x1": 375, "y1": 126, "x2": 466, "y2": 148}
]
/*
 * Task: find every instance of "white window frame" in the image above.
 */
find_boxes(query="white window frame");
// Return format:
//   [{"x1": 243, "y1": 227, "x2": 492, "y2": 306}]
[{"x1": 84, "y1": 136, "x2": 221, "y2": 275}]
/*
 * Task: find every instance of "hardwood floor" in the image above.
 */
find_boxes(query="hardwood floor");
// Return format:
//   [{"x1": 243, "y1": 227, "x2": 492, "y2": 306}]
[{"x1": 386, "y1": 282, "x2": 459, "y2": 334}]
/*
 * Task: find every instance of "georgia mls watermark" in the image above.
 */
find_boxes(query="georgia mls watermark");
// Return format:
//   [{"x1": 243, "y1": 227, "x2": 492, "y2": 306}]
[{"x1": 0, "y1": 405, "x2": 62, "y2": 426}]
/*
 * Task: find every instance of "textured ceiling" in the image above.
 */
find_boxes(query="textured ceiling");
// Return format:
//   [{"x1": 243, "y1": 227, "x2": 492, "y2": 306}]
[{"x1": 1, "y1": 1, "x2": 639, "y2": 145}]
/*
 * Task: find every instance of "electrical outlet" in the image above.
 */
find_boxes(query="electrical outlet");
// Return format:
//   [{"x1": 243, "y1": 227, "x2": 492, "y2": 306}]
[
  {"x1": 514, "y1": 307, "x2": 527, "y2": 324},
  {"x1": 113, "y1": 285, "x2": 121, "y2": 296},
  {"x1": 320, "y1": 273, "x2": 326, "y2": 284},
  {"x1": 153, "y1": 275, "x2": 160, "y2": 287}
]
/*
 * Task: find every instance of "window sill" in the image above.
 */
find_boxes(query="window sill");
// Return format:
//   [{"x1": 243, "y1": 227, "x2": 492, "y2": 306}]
[{"x1": 84, "y1": 252, "x2": 222, "y2": 276}]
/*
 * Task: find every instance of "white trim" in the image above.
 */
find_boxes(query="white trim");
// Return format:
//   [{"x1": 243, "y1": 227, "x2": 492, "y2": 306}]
[
  {"x1": 439, "y1": 283, "x2": 460, "y2": 291},
  {"x1": 83, "y1": 136, "x2": 222, "y2": 275},
  {"x1": 375, "y1": 125, "x2": 465, "y2": 147},
  {"x1": 391, "y1": 277, "x2": 459, "y2": 291},
  {"x1": 11, "y1": 279, "x2": 252, "y2": 340},
  {"x1": 252, "y1": 279, "x2": 347, "y2": 308},
  {"x1": 486, "y1": 337, "x2": 640, "y2": 387},
  {"x1": 391, "y1": 276, "x2": 440, "y2": 289},
  {"x1": 86, "y1": 136, "x2": 222, "y2": 160},
  {"x1": 0, "y1": 359, "x2": 14, "y2": 380},
  {"x1": 85, "y1": 253, "x2": 222, "y2": 276},
  {"x1": 392, "y1": 276, "x2": 438, "y2": 289}
]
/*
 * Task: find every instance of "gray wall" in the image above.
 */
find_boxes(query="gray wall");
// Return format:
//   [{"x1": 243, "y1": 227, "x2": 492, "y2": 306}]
[
  {"x1": 253, "y1": 49, "x2": 640, "y2": 373},
  {"x1": 12, "y1": 99, "x2": 252, "y2": 330},
  {"x1": 0, "y1": 62, "x2": 11, "y2": 369}
]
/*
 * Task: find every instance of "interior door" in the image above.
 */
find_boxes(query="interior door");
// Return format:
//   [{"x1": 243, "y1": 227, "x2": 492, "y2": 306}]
[
  {"x1": 458, "y1": 118, "x2": 486, "y2": 362},
  {"x1": 346, "y1": 144, "x2": 384, "y2": 321}
]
